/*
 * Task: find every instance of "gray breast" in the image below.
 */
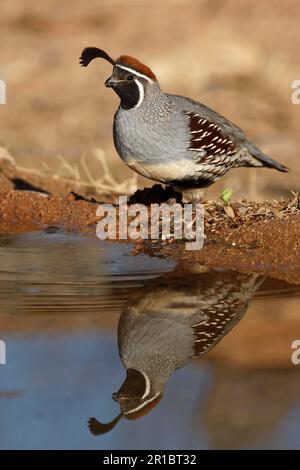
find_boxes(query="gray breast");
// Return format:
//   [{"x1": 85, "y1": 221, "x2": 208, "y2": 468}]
[
  {"x1": 113, "y1": 105, "x2": 200, "y2": 184},
  {"x1": 114, "y1": 105, "x2": 189, "y2": 164}
]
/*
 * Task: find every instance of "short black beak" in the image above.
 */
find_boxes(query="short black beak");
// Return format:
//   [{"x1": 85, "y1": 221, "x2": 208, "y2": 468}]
[
  {"x1": 112, "y1": 392, "x2": 119, "y2": 402},
  {"x1": 105, "y1": 77, "x2": 115, "y2": 88}
]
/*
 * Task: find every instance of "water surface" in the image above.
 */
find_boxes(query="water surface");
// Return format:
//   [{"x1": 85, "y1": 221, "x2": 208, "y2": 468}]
[{"x1": 0, "y1": 232, "x2": 300, "y2": 450}]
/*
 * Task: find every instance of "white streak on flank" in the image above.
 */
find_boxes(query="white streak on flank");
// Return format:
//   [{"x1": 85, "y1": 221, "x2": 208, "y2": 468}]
[
  {"x1": 124, "y1": 392, "x2": 161, "y2": 415},
  {"x1": 116, "y1": 64, "x2": 154, "y2": 83},
  {"x1": 192, "y1": 321, "x2": 207, "y2": 327},
  {"x1": 140, "y1": 370, "x2": 151, "y2": 399},
  {"x1": 134, "y1": 79, "x2": 144, "y2": 108}
]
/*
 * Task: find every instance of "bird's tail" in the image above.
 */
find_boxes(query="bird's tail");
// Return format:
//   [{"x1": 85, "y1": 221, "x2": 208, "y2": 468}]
[{"x1": 245, "y1": 142, "x2": 289, "y2": 172}]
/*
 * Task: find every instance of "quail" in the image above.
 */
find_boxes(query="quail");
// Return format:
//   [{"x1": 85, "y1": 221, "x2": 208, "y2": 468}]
[
  {"x1": 80, "y1": 47, "x2": 287, "y2": 202},
  {"x1": 88, "y1": 267, "x2": 264, "y2": 435}
]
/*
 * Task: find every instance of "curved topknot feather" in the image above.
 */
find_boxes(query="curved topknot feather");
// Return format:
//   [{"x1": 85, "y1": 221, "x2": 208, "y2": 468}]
[{"x1": 79, "y1": 47, "x2": 115, "y2": 67}]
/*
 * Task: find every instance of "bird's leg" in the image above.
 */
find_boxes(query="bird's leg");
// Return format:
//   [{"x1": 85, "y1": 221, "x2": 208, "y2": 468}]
[
  {"x1": 247, "y1": 169, "x2": 260, "y2": 200},
  {"x1": 179, "y1": 188, "x2": 205, "y2": 204}
]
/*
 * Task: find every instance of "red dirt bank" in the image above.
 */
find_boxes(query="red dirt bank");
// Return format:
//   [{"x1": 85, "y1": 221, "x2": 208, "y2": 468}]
[{"x1": 0, "y1": 187, "x2": 299, "y2": 285}]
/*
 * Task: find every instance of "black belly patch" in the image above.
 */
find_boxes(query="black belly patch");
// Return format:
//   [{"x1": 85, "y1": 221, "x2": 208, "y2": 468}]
[{"x1": 169, "y1": 177, "x2": 214, "y2": 189}]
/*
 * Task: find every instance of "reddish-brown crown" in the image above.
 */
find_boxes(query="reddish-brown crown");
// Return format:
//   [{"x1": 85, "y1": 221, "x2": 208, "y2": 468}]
[
  {"x1": 125, "y1": 395, "x2": 162, "y2": 420},
  {"x1": 117, "y1": 55, "x2": 157, "y2": 81}
]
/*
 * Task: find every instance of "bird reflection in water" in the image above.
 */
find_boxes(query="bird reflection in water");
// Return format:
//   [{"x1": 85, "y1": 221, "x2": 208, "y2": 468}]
[{"x1": 88, "y1": 264, "x2": 264, "y2": 435}]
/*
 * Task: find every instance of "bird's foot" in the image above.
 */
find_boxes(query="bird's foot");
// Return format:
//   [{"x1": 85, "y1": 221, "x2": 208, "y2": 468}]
[{"x1": 175, "y1": 188, "x2": 205, "y2": 204}]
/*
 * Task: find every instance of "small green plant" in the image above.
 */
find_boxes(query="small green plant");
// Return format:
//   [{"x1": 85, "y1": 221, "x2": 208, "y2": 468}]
[{"x1": 220, "y1": 187, "x2": 233, "y2": 205}]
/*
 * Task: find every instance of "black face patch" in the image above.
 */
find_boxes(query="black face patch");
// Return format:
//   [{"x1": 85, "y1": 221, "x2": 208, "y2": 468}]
[
  {"x1": 106, "y1": 66, "x2": 143, "y2": 110},
  {"x1": 114, "y1": 80, "x2": 140, "y2": 110},
  {"x1": 113, "y1": 368, "x2": 146, "y2": 400}
]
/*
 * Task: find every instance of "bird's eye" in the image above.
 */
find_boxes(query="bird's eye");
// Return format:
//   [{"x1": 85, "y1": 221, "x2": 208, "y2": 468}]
[{"x1": 126, "y1": 74, "x2": 134, "y2": 81}]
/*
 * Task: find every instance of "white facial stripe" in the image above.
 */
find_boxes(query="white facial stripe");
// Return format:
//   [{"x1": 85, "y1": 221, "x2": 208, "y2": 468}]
[
  {"x1": 123, "y1": 392, "x2": 160, "y2": 415},
  {"x1": 134, "y1": 79, "x2": 144, "y2": 108},
  {"x1": 116, "y1": 64, "x2": 153, "y2": 83},
  {"x1": 140, "y1": 370, "x2": 150, "y2": 399}
]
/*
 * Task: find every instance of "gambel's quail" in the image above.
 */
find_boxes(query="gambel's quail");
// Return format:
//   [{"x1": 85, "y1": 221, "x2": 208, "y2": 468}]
[
  {"x1": 88, "y1": 267, "x2": 264, "y2": 435},
  {"x1": 80, "y1": 47, "x2": 287, "y2": 202}
]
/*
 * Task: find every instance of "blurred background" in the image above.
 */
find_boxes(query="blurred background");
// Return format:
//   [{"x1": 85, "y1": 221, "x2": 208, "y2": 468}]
[{"x1": 0, "y1": 0, "x2": 299, "y2": 199}]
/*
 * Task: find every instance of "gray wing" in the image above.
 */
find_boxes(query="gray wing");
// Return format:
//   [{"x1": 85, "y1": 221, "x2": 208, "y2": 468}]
[
  {"x1": 169, "y1": 94, "x2": 246, "y2": 145},
  {"x1": 170, "y1": 94, "x2": 287, "y2": 172}
]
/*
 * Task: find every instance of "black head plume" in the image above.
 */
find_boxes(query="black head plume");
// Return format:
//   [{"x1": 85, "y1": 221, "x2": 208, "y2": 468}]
[
  {"x1": 79, "y1": 47, "x2": 115, "y2": 67},
  {"x1": 88, "y1": 413, "x2": 122, "y2": 436}
]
